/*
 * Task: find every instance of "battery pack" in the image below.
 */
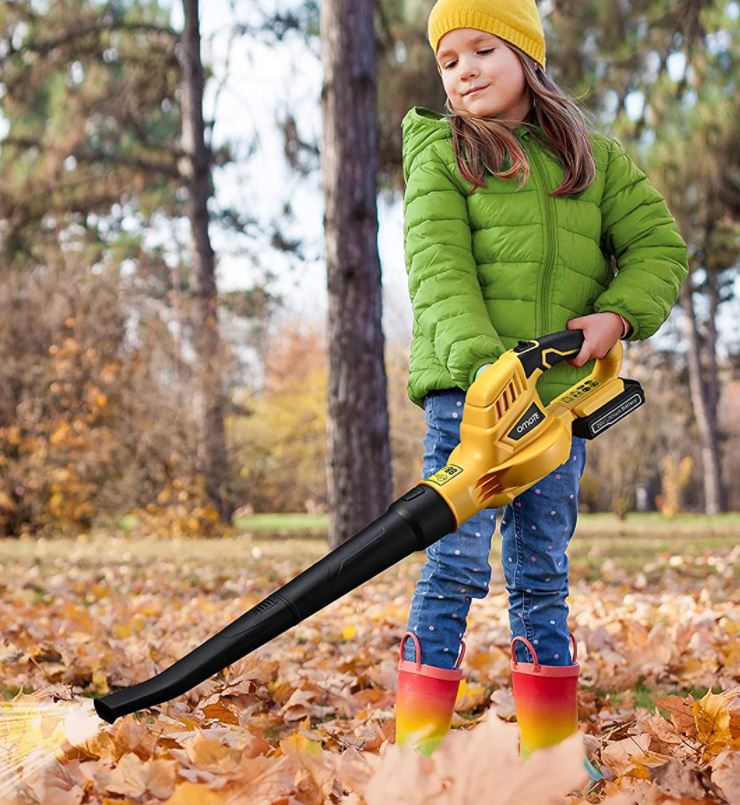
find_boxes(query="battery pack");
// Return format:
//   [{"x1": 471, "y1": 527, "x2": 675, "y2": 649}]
[{"x1": 572, "y1": 379, "x2": 645, "y2": 440}]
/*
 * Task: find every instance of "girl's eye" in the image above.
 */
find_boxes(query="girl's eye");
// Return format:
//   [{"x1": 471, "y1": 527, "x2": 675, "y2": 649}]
[{"x1": 441, "y1": 48, "x2": 493, "y2": 69}]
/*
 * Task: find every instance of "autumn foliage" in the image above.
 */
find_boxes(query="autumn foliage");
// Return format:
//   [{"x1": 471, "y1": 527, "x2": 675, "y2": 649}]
[
  {"x1": 0, "y1": 530, "x2": 738, "y2": 803},
  {"x1": 0, "y1": 257, "x2": 218, "y2": 538}
]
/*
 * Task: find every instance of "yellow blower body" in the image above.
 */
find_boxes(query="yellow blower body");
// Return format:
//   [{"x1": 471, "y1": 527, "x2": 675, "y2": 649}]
[{"x1": 424, "y1": 331, "x2": 640, "y2": 525}]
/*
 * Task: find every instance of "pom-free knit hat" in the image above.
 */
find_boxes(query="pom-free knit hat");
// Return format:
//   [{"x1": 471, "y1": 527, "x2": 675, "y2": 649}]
[{"x1": 428, "y1": 0, "x2": 546, "y2": 68}]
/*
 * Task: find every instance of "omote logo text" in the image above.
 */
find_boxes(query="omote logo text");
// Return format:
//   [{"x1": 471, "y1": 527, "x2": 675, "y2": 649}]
[
  {"x1": 507, "y1": 403, "x2": 545, "y2": 441},
  {"x1": 516, "y1": 412, "x2": 541, "y2": 433}
]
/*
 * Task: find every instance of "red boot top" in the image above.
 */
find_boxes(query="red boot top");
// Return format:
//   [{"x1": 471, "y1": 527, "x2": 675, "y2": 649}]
[
  {"x1": 510, "y1": 634, "x2": 579, "y2": 758},
  {"x1": 395, "y1": 632, "x2": 465, "y2": 756}
]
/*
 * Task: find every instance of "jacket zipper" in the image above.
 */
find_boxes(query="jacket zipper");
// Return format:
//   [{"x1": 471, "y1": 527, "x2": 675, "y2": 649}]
[{"x1": 526, "y1": 142, "x2": 557, "y2": 336}]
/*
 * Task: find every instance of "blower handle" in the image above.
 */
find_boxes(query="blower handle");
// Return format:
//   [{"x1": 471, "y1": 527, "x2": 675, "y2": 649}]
[{"x1": 513, "y1": 329, "x2": 585, "y2": 378}]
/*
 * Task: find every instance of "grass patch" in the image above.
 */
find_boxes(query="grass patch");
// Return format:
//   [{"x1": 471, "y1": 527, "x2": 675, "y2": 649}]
[
  {"x1": 575, "y1": 511, "x2": 740, "y2": 540},
  {"x1": 596, "y1": 680, "x2": 724, "y2": 717},
  {"x1": 584, "y1": 511, "x2": 740, "y2": 526},
  {"x1": 0, "y1": 516, "x2": 736, "y2": 588},
  {"x1": 234, "y1": 513, "x2": 328, "y2": 532}
]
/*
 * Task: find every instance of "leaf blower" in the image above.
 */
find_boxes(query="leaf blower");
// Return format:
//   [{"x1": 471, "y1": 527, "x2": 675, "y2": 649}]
[{"x1": 94, "y1": 329, "x2": 644, "y2": 724}]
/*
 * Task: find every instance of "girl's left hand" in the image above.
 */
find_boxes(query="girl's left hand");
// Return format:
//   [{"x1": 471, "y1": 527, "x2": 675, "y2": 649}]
[{"x1": 566, "y1": 313, "x2": 623, "y2": 367}]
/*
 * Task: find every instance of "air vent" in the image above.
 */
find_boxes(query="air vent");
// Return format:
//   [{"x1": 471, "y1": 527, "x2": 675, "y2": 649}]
[
  {"x1": 494, "y1": 376, "x2": 524, "y2": 420},
  {"x1": 475, "y1": 473, "x2": 503, "y2": 503}
]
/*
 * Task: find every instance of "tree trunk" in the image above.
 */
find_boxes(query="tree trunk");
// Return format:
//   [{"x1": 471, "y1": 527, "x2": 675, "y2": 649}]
[
  {"x1": 180, "y1": 0, "x2": 232, "y2": 521},
  {"x1": 706, "y1": 267, "x2": 720, "y2": 427},
  {"x1": 320, "y1": 0, "x2": 392, "y2": 547},
  {"x1": 680, "y1": 281, "x2": 723, "y2": 513}
]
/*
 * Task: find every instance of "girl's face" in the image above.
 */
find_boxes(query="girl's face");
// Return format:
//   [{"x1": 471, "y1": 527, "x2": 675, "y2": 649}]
[{"x1": 436, "y1": 29, "x2": 531, "y2": 123}]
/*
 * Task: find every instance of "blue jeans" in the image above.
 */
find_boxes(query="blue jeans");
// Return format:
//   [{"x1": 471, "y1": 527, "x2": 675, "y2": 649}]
[{"x1": 403, "y1": 388, "x2": 587, "y2": 670}]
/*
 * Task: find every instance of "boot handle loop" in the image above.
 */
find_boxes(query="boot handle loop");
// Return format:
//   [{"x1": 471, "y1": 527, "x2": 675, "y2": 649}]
[
  {"x1": 510, "y1": 632, "x2": 577, "y2": 669},
  {"x1": 399, "y1": 632, "x2": 422, "y2": 670},
  {"x1": 455, "y1": 639, "x2": 466, "y2": 669},
  {"x1": 511, "y1": 636, "x2": 539, "y2": 670},
  {"x1": 399, "y1": 631, "x2": 467, "y2": 670}
]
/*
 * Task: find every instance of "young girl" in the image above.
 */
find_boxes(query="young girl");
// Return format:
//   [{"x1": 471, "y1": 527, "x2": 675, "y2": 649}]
[{"x1": 394, "y1": 0, "x2": 688, "y2": 759}]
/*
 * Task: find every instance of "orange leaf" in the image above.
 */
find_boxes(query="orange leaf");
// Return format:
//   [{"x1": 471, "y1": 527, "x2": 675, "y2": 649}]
[
  {"x1": 655, "y1": 694, "x2": 698, "y2": 736},
  {"x1": 202, "y1": 701, "x2": 240, "y2": 726}
]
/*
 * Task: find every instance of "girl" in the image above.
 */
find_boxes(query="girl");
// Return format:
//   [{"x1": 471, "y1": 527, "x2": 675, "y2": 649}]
[{"x1": 394, "y1": 0, "x2": 688, "y2": 759}]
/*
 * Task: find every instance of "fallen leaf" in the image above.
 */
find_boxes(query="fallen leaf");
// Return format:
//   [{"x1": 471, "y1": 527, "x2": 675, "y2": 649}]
[
  {"x1": 164, "y1": 781, "x2": 226, "y2": 804},
  {"x1": 655, "y1": 694, "x2": 698, "y2": 737},
  {"x1": 693, "y1": 688, "x2": 740, "y2": 760},
  {"x1": 202, "y1": 701, "x2": 240, "y2": 726},
  {"x1": 649, "y1": 758, "x2": 710, "y2": 800},
  {"x1": 490, "y1": 687, "x2": 516, "y2": 721},
  {"x1": 363, "y1": 712, "x2": 587, "y2": 805},
  {"x1": 601, "y1": 733, "x2": 651, "y2": 776},
  {"x1": 711, "y1": 749, "x2": 740, "y2": 804}
]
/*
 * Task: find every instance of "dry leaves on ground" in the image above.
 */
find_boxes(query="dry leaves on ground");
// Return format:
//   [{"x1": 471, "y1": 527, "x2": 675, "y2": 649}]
[{"x1": 0, "y1": 534, "x2": 737, "y2": 804}]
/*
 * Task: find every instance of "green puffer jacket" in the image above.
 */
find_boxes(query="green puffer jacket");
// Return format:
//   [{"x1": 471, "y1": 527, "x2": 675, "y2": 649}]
[{"x1": 403, "y1": 106, "x2": 688, "y2": 408}]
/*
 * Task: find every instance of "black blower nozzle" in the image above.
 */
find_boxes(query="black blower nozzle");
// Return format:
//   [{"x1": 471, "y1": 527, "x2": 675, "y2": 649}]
[{"x1": 94, "y1": 485, "x2": 454, "y2": 723}]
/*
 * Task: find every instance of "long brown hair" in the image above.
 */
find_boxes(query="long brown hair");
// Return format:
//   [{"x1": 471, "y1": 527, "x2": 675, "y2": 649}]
[{"x1": 446, "y1": 47, "x2": 595, "y2": 196}]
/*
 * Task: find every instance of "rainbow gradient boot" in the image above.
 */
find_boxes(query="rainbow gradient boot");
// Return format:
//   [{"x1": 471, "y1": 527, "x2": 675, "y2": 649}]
[
  {"x1": 394, "y1": 631, "x2": 465, "y2": 756},
  {"x1": 511, "y1": 633, "x2": 603, "y2": 781}
]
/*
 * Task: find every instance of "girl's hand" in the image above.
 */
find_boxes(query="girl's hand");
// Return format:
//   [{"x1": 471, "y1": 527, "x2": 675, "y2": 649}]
[{"x1": 566, "y1": 313, "x2": 623, "y2": 367}]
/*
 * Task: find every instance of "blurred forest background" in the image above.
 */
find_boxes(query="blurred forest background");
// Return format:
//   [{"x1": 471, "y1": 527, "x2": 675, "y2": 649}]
[{"x1": 0, "y1": 0, "x2": 737, "y2": 540}]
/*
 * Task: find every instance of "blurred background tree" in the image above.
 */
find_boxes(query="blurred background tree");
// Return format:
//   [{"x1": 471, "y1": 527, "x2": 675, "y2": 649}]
[
  {"x1": 0, "y1": 0, "x2": 279, "y2": 534},
  {"x1": 0, "y1": 0, "x2": 736, "y2": 537}
]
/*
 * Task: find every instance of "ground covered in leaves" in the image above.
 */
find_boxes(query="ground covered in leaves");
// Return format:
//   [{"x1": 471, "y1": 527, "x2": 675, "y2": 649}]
[{"x1": 0, "y1": 520, "x2": 738, "y2": 804}]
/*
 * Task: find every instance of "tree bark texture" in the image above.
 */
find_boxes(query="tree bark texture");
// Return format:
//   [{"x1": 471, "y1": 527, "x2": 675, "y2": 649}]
[
  {"x1": 680, "y1": 282, "x2": 724, "y2": 513},
  {"x1": 180, "y1": 0, "x2": 232, "y2": 520},
  {"x1": 320, "y1": 0, "x2": 392, "y2": 547}
]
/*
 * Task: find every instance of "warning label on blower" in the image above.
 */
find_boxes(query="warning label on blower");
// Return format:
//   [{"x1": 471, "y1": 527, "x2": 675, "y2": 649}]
[{"x1": 427, "y1": 464, "x2": 464, "y2": 486}]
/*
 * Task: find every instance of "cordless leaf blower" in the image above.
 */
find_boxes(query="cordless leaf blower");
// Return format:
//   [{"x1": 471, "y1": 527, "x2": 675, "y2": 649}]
[{"x1": 94, "y1": 329, "x2": 644, "y2": 723}]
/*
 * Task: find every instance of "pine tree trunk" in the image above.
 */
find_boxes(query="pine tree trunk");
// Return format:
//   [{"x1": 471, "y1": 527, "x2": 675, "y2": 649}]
[
  {"x1": 680, "y1": 282, "x2": 723, "y2": 513},
  {"x1": 180, "y1": 0, "x2": 232, "y2": 521},
  {"x1": 704, "y1": 267, "x2": 725, "y2": 510},
  {"x1": 706, "y1": 268, "x2": 720, "y2": 427},
  {"x1": 320, "y1": 0, "x2": 392, "y2": 547}
]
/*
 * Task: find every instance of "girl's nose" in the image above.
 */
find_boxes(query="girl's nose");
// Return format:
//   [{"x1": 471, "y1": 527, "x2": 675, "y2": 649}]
[{"x1": 458, "y1": 59, "x2": 479, "y2": 81}]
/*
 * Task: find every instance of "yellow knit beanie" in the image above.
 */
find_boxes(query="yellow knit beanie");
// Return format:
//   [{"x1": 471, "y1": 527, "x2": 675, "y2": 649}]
[{"x1": 428, "y1": 0, "x2": 546, "y2": 68}]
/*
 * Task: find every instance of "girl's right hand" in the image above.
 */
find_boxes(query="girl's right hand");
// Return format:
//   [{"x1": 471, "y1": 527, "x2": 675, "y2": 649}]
[{"x1": 566, "y1": 313, "x2": 624, "y2": 367}]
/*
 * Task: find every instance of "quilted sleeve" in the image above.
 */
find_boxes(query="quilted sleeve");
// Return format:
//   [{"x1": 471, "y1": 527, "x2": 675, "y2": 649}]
[
  {"x1": 404, "y1": 143, "x2": 506, "y2": 387},
  {"x1": 593, "y1": 138, "x2": 689, "y2": 340}
]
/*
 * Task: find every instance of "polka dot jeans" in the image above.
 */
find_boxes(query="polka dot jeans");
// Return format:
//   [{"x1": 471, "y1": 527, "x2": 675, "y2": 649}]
[{"x1": 403, "y1": 388, "x2": 587, "y2": 670}]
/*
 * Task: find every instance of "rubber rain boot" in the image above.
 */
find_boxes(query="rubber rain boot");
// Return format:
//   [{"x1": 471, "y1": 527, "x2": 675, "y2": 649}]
[
  {"x1": 394, "y1": 631, "x2": 465, "y2": 756},
  {"x1": 511, "y1": 634, "x2": 603, "y2": 781}
]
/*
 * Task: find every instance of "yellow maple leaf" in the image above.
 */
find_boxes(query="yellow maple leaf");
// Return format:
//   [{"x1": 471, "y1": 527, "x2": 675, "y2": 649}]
[
  {"x1": 454, "y1": 679, "x2": 487, "y2": 711},
  {"x1": 92, "y1": 669, "x2": 110, "y2": 694},
  {"x1": 280, "y1": 731, "x2": 323, "y2": 758},
  {"x1": 164, "y1": 782, "x2": 225, "y2": 805},
  {"x1": 693, "y1": 689, "x2": 740, "y2": 761}
]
